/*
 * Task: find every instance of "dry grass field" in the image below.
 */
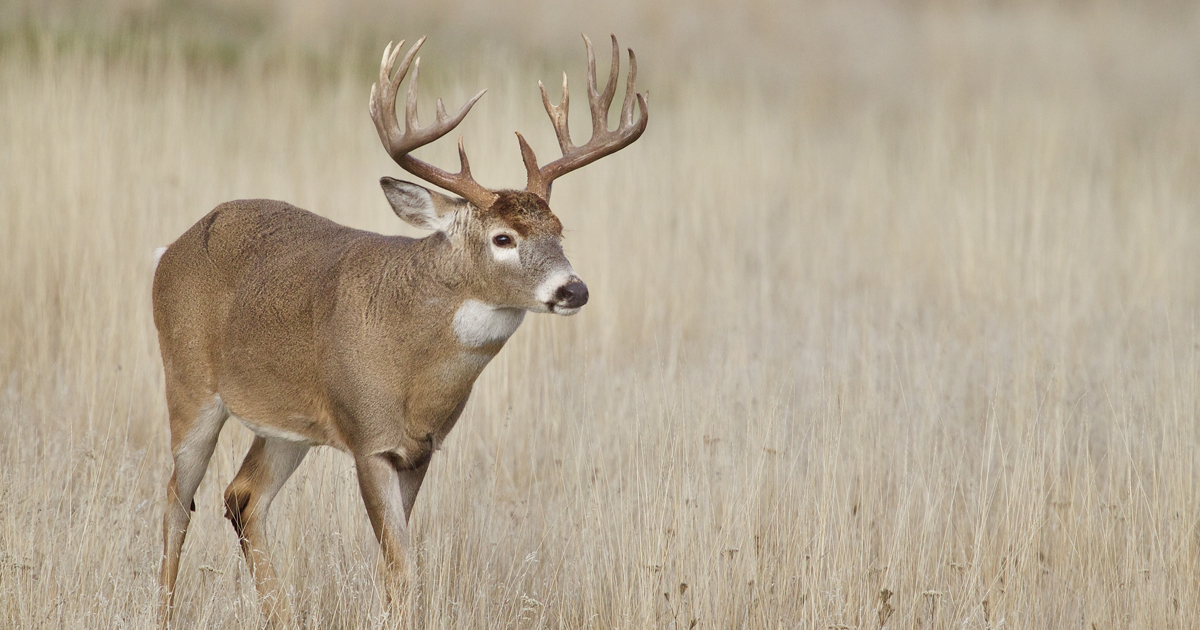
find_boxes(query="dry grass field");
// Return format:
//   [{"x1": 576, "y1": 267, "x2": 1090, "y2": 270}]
[{"x1": 3, "y1": 1, "x2": 1200, "y2": 628}]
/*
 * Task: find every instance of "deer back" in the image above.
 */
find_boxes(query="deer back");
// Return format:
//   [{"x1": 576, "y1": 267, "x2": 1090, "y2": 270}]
[{"x1": 153, "y1": 199, "x2": 489, "y2": 456}]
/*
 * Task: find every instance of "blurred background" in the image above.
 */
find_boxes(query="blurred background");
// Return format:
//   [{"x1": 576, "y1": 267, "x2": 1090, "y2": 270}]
[
  {"x1": 3, "y1": 1, "x2": 1200, "y2": 628},
  {"x1": 6, "y1": 0, "x2": 1200, "y2": 101}
]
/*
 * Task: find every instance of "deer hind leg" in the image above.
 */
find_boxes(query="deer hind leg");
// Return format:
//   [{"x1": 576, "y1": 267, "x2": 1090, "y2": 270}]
[
  {"x1": 224, "y1": 435, "x2": 308, "y2": 629},
  {"x1": 160, "y1": 395, "x2": 229, "y2": 628}
]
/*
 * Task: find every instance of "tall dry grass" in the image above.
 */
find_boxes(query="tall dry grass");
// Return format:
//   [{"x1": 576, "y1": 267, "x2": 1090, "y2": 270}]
[{"x1": 3, "y1": 2, "x2": 1200, "y2": 628}]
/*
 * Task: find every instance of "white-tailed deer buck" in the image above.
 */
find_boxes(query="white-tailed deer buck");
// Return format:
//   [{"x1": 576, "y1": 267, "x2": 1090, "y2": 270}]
[{"x1": 154, "y1": 35, "x2": 646, "y2": 627}]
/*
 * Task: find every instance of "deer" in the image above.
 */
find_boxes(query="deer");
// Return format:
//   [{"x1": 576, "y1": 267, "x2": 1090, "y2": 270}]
[{"x1": 153, "y1": 34, "x2": 646, "y2": 628}]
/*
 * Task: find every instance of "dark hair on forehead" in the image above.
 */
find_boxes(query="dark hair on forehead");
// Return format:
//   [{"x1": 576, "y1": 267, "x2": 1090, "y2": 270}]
[{"x1": 487, "y1": 190, "x2": 563, "y2": 237}]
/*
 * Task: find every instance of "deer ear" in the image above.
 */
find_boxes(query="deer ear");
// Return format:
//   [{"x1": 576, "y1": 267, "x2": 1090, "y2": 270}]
[{"x1": 380, "y1": 177, "x2": 464, "y2": 232}]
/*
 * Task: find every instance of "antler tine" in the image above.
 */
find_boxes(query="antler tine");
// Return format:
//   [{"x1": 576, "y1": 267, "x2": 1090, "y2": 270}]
[
  {"x1": 516, "y1": 132, "x2": 540, "y2": 184},
  {"x1": 369, "y1": 39, "x2": 413, "y2": 145},
  {"x1": 521, "y1": 34, "x2": 649, "y2": 201},
  {"x1": 456, "y1": 136, "x2": 473, "y2": 177},
  {"x1": 584, "y1": 35, "x2": 621, "y2": 138},
  {"x1": 369, "y1": 37, "x2": 497, "y2": 209},
  {"x1": 539, "y1": 72, "x2": 572, "y2": 154},
  {"x1": 620, "y1": 48, "x2": 639, "y2": 126},
  {"x1": 405, "y1": 57, "x2": 422, "y2": 130}
]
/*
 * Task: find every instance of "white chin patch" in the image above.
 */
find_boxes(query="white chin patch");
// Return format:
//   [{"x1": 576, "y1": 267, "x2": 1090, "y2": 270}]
[
  {"x1": 551, "y1": 305, "x2": 582, "y2": 316},
  {"x1": 453, "y1": 299, "x2": 526, "y2": 347}
]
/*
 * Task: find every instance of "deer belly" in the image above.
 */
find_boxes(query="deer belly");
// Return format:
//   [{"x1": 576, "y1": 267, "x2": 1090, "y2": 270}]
[
  {"x1": 235, "y1": 416, "x2": 319, "y2": 445},
  {"x1": 227, "y1": 407, "x2": 346, "y2": 450}
]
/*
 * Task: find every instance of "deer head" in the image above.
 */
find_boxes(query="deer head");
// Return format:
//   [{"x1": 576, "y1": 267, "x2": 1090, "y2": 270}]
[{"x1": 368, "y1": 35, "x2": 648, "y2": 315}]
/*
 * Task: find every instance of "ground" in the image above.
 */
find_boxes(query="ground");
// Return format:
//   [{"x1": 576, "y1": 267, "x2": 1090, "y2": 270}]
[{"x1": 2, "y1": 1, "x2": 1200, "y2": 628}]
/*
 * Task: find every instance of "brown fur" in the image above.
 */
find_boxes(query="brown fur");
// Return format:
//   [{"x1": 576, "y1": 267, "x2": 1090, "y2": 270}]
[
  {"x1": 487, "y1": 190, "x2": 563, "y2": 237},
  {"x1": 156, "y1": 32, "x2": 646, "y2": 628},
  {"x1": 153, "y1": 191, "x2": 576, "y2": 628}
]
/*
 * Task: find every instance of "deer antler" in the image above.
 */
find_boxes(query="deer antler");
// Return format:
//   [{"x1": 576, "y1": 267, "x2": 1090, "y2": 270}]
[
  {"x1": 370, "y1": 38, "x2": 499, "y2": 209},
  {"x1": 517, "y1": 34, "x2": 649, "y2": 201}
]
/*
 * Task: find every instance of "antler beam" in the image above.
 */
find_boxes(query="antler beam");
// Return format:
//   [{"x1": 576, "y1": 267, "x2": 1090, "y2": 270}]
[
  {"x1": 518, "y1": 34, "x2": 649, "y2": 201},
  {"x1": 369, "y1": 38, "x2": 498, "y2": 209}
]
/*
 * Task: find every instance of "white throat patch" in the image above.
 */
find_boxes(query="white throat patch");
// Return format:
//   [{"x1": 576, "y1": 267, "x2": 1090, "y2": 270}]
[{"x1": 453, "y1": 299, "x2": 525, "y2": 347}]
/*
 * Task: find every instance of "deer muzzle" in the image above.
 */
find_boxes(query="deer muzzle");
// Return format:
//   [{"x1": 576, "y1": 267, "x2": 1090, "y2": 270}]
[{"x1": 555, "y1": 280, "x2": 589, "y2": 309}]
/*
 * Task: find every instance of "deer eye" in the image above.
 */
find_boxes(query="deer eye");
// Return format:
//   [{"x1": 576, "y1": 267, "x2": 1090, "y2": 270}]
[{"x1": 492, "y1": 234, "x2": 516, "y2": 248}]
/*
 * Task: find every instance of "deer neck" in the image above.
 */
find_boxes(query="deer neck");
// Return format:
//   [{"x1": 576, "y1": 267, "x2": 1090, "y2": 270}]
[{"x1": 397, "y1": 233, "x2": 526, "y2": 351}]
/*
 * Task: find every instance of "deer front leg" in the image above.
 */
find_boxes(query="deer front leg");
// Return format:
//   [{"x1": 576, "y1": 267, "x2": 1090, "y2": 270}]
[{"x1": 355, "y1": 452, "x2": 430, "y2": 614}]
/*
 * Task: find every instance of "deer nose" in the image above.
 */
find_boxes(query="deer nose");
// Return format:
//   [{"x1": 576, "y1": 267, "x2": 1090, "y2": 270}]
[{"x1": 555, "y1": 281, "x2": 589, "y2": 309}]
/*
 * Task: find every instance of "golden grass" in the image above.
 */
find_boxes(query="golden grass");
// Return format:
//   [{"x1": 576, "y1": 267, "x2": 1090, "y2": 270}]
[{"x1": 3, "y1": 2, "x2": 1200, "y2": 628}]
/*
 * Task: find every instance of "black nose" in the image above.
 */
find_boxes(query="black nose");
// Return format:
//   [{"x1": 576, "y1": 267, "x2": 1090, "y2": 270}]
[{"x1": 555, "y1": 281, "x2": 589, "y2": 308}]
